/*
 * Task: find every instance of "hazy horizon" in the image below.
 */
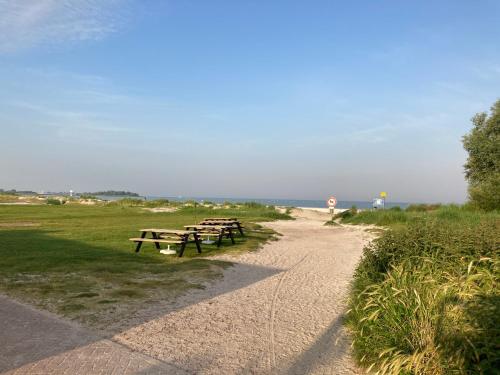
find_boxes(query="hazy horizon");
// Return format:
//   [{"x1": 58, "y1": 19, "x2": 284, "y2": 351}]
[
  {"x1": 2, "y1": 1, "x2": 500, "y2": 204},
  {"x1": 0, "y1": 187, "x2": 463, "y2": 205}
]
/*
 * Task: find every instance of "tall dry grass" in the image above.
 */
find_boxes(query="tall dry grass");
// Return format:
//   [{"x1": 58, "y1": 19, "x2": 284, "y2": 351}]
[{"x1": 346, "y1": 214, "x2": 499, "y2": 374}]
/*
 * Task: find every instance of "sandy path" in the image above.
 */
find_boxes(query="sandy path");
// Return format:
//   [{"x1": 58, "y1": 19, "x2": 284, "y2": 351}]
[{"x1": 114, "y1": 209, "x2": 373, "y2": 374}]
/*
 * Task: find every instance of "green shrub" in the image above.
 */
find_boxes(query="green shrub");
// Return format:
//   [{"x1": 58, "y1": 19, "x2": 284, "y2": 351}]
[
  {"x1": 223, "y1": 200, "x2": 237, "y2": 208},
  {"x1": 346, "y1": 216, "x2": 500, "y2": 374},
  {"x1": 324, "y1": 206, "x2": 358, "y2": 225},
  {"x1": 47, "y1": 198, "x2": 63, "y2": 205},
  {"x1": 333, "y1": 206, "x2": 358, "y2": 220},
  {"x1": 406, "y1": 204, "x2": 442, "y2": 212},
  {"x1": 242, "y1": 201, "x2": 265, "y2": 209},
  {"x1": 79, "y1": 194, "x2": 98, "y2": 200},
  {"x1": 143, "y1": 199, "x2": 170, "y2": 208},
  {"x1": 468, "y1": 173, "x2": 500, "y2": 211},
  {"x1": 349, "y1": 256, "x2": 498, "y2": 374},
  {"x1": 342, "y1": 209, "x2": 409, "y2": 226},
  {"x1": 389, "y1": 206, "x2": 402, "y2": 211},
  {"x1": 107, "y1": 198, "x2": 145, "y2": 207}
]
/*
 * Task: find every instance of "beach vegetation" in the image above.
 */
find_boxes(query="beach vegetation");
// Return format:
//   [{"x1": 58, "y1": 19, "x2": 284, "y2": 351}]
[
  {"x1": 324, "y1": 206, "x2": 358, "y2": 225},
  {"x1": 78, "y1": 194, "x2": 99, "y2": 200},
  {"x1": 344, "y1": 206, "x2": 499, "y2": 374},
  {"x1": 0, "y1": 194, "x2": 20, "y2": 203},
  {"x1": 106, "y1": 197, "x2": 145, "y2": 206},
  {"x1": 144, "y1": 199, "x2": 171, "y2": 207},
  {"x1": 242, "y1": 201, "x2": 266, "y2": 209},
  {"x1": 46, "y1": 198, "x2": 65, "y2": 205},
  {"x1": 335, "y1": 206, "x2": 358, "y2": 220},
  {"x1": 405, "y1": 203, "x2": 441, "y2": 212}
]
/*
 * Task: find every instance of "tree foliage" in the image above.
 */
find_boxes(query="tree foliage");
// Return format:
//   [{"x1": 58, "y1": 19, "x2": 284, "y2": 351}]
[{"x1": 462, "y1": 99, "x2": 500, "y2": 210}]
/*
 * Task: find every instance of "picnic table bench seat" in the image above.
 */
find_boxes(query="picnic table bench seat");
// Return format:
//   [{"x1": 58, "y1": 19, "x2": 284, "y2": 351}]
[
  {"x1": 129, "y1": 237, "x2": 183, "y2": 244},
  {"x1": 184, "y1": 224, "x2": 235, "y2": 247},
  {"x1": 130, "y1": 228, "x2": 201, "y2": 257}
]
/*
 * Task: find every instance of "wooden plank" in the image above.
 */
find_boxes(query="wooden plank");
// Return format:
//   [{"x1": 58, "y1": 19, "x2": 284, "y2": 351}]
[
  {"x1": 139, "y1": 229, "x2": 195, "y2": 235},
  {"x1": 129, "y1": 238, "x2": 183, "y2": 244},
  {"x1": 184, "y1": 225, "x2": 228, "y2": 229}
]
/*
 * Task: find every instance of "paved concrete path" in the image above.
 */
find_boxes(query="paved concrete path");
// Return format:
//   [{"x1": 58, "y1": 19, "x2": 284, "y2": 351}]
[{"x1": 0, "y1": 295, "x2": 188, "y2": 374}]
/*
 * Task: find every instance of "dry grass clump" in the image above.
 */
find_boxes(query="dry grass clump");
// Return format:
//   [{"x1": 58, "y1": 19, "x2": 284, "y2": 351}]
[{"x1": 346, "y1": 217, "x2": 499, "y2": 374}]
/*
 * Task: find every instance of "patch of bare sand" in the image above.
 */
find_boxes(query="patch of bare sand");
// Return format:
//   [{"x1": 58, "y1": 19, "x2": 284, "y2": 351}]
[
  {"x1": 0, "y1": 222, "x2": 40, "y2": 227},
  {"x1": 113, "y1": 208, "x2": 373, "y2": 374},
  {"x1": 142, "y1": 207, "x2": 178, "y2": 213}
]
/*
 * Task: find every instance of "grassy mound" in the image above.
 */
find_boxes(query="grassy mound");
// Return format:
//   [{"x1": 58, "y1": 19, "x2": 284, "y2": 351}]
[{"x1": 345, "y1": 209, "x2": 499, "y2": 374}]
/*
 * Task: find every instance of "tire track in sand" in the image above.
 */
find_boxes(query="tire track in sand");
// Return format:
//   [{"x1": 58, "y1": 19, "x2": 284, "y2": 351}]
[{"x1": 268, "y1": 252, "x2": 311, "y2": 372}]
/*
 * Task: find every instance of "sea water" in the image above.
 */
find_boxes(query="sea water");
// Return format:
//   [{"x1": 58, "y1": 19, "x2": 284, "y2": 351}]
[{"x1": 144, "y1": 196, "x2": 409, "y2": 209}]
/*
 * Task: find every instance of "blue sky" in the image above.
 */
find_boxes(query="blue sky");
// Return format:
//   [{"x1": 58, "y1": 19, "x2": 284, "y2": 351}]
[{"x1": 1, "y1": 0, "x2": 499, "y2": 202}]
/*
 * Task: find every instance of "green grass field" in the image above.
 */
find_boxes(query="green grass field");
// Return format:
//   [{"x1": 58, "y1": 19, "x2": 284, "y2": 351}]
[
  {"x1": 0, "y1": 202, "x2": 289, "y2": 328},
  {"x1": 342, "y1": 206, "x2": 499, "y2": 374}
]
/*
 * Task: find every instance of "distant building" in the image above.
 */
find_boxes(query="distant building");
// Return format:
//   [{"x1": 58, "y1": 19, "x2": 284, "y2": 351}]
[{"x1": 373, "y1": 198, "x2": 385, "y2": 209}]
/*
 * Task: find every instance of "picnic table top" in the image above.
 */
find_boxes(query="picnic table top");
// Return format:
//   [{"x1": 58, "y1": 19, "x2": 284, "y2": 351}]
[
  {"x1": 200, "y1": 219, "x2": 240, "y2": 224},
  {"x1": 183, "y1": 224, "x2": 232, "y2": 230},
  {"x1": 139, "y1": 228, "x2": 197, "y2": 235}
]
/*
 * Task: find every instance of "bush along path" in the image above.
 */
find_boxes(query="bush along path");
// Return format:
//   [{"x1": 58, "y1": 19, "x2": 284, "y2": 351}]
[{"x1": 345, "y1": 211, "x2": 499, "y2": 374}]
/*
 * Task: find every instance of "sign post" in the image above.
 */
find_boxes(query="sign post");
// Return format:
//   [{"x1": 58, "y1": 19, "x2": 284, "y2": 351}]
[
  {"x1": 327, "y1": 196, "x2": 337, "y2": 215},
  {"x1": 380, "y1": 191, "x2": 387, "y2": 209}
]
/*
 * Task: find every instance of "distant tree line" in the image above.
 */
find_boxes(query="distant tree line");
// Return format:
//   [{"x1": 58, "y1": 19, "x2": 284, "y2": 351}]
[
  {"x1": 0, "y1": 189, "x2": 37, "y2": 195},
  {"x1": 84, "y1": 190, "x2": 140, "y2": 197}
]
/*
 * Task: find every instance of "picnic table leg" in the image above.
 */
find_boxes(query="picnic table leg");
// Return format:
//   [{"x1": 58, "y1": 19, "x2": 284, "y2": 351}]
[
  {"x1": 193, "y1": 234, "x2": 202, "y2": 254},
  {"x1": 151, "y1": 232, "x2": 161, "y2": 250},
  {"x1": 135, "y1": 231, "x2": 147, "y2": 253},
  {"x1": 178, "y1": 241, "x2": 187, "y2": 257},
  {"x1": 229, "y1": 228, "x2": 235, "y2": 244},
  {"x1": 217, "y1": 230, "x2": 224, "y2": 247},
  {"x1": 237, "y1": 223, "x2": 244, "y2": 236}
]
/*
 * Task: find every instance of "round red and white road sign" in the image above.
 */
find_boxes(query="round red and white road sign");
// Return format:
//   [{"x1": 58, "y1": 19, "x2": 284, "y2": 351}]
[{"x1": 327, "y1": 196, "x2": 337, "y2": 207}]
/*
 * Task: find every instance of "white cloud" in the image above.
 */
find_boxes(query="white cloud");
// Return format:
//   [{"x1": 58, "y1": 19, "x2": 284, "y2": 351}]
[{"x1": 0, "y1": 0, "x2": 131, "y2": 53}]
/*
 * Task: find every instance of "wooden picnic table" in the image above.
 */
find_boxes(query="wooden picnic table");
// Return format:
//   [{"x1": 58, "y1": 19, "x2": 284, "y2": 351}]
[
  {"x1": 130, "y1": 228, "x2": 201, "y2": 257},
  {"x1": 183, "y1": 224, "x2": 235, "y2": 247},
  {"x1": 200, "y1": 218, "x2": 245, "y2": 236}
]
